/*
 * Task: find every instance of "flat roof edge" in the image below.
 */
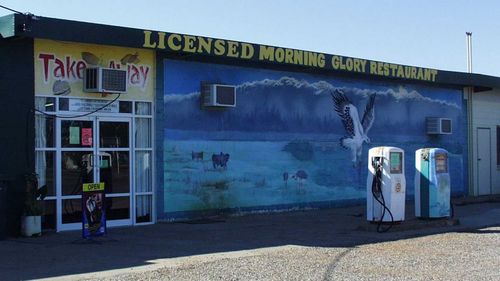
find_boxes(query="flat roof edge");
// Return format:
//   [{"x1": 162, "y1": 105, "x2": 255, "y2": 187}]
[{"x1": 6, "y1": 14, "x2": 500, "y2": 89}]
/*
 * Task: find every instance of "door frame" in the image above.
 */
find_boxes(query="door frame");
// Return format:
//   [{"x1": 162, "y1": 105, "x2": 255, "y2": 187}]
[
  {"x1": 97, "y1": 116, "x2": 133, "y2": 228},
  {"x1": 56, "y1": 116, "x2": 133, "y2": 231}
]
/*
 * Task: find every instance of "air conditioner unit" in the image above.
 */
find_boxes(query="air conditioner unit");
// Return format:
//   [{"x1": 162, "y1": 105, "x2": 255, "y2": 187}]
[
  {"x1": 202, "y1": 84, "x2": 236, "y2": 107},
  {"x1": 426, "y1": 117, "x2": 452, "y2": 135},
  {"x1": 83, "y1": 67, "x2": 127, "y2": 94}
]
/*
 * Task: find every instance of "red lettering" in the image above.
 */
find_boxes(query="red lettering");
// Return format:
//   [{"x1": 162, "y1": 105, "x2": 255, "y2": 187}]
[
  {"x1": 39, "y1": 53, "x2": 150, "y2": 89},
  {"x1": 129, "y1": 65, "x2": 140, "y2": 84},
  {"x1": 76, "y1": 62, "x2": 86, "y2": 79},
  {"x1": 38, "y1": 54, "x2": 54, "y2": 82},
  {"x1": 53, "y1": 58, "x2": 65, "y2": 78},
  {"x1": 66, "y1": 56, "x2": 76, "y2": 79},
  {"x1": 140, "y1": 66, "x2": 149, "y2": 88}
]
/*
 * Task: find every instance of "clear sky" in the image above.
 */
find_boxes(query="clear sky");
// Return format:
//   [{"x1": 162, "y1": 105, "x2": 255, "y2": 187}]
[{"x1": 1, "y1": 1, "x2": 499, "y2": 77}]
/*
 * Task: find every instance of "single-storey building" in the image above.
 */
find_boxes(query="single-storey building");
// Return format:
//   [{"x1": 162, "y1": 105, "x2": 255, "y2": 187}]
[{"x1": 1, "y1": 13, "x2": 499, "y2": 235}]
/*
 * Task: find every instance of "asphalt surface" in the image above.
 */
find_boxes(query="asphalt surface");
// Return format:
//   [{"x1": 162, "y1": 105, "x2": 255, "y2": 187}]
[{"x1": 1, "y1": 200, "x2": 499, "y2": 281}]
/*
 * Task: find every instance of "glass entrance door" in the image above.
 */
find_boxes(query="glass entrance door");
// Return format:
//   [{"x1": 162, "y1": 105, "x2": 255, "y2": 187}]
[
  {"x1": 97, "y1": 118, "x2": 131, "y2": 227},
  {"x1": 59, "y1": 118, "x2": 94, "y2": 231},
  {"x1": 57, "y1": 117, "x2": 132, "y2": 231}
]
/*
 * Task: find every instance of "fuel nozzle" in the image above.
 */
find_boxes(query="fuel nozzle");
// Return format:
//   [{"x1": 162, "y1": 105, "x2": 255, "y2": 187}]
[
  {"x1": 371, "y1": 157, "x2": 383, "y2": 195},
  {"x1": 372, "y1": 157, "x2": 382, "y2": 170}
]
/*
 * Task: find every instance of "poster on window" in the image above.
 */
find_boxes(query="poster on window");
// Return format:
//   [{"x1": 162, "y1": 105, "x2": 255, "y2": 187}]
[
  {"x1": 82, "y1": 182, "x2": 106, "y2": 238},
  {"x1": 81, "y1": 128, "x2": 92, "y2": 146}
]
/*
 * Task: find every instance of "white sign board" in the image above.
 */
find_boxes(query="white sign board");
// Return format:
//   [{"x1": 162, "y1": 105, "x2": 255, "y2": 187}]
[{"x1": 69, "y1": 99, "x2": 119, "y2": 113}]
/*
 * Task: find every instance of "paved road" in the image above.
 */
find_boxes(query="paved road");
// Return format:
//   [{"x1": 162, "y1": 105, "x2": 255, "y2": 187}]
[{"x1": 1, "y1": 202, "x2": 499, "y2": 281}]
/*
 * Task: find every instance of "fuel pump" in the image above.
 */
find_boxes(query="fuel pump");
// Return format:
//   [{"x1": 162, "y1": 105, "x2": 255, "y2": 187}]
[
  {"x1": 415, "y1": 148, "x2": 451, "y2": 218},
  {"x1": 367, "y1": 147, "x2": 406, "y2": 231}
]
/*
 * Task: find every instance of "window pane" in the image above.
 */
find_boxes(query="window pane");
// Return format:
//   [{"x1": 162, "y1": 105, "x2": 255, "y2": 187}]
[
  {"x1": 42, "y1": 199, "x2": 56, "y2": 229},
  {"x1": 59, "y1": 98, "x2": 69, "y2": 111},
  {"x1": 35, "y1": 151, "x2": 56, "y2": 197},
  {"x1": 135, "y1": 118, "x2": 152, "y2": 148},
  {"x1": 119, "y1": 101, "x2": 132, "y2": 113},
  {"x1": 62, "y1": 151, "x2": 93, "y2": 195},
  {"x1": 61, "y1": 120, "x2": 94, "y2": 148},
  {"x1": 106, "y1": 197, "x2": 130, "y2": 220},
  {"x1": 99, "y1": 121, "x2": 129, "y2": 148},
  {"x1": 135, "y1": 102, "x2": 152, "y2": 115},
  {"x1": 35, "y1": 97, "x2": 55, "y2": 112},
  {"x1": 62, "y1": 199, "x2": 82, "y2": 224},
  {"x1": 35, "y1": 115, "x2": 55, "y2": 148},
  {"x1": 100, "y1": 151, "x2": 130, "y2": 194},
  {"x1": 136, "y1": 195, "x2": 152, "y2": 223},
  {"x1": 135, "y1": 151, "x2": 152, "y2": 192}
]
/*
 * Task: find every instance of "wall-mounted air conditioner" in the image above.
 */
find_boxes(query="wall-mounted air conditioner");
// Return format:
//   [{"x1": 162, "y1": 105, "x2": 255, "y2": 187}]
[
  {"x1": 426, "y1": 117, "x2": 452, "y2": 135},
  {"x1": 202, "y1": 83, "x2": 236, "y2": 107},
  {"x1": 83, "y1": 67, "x2": 127, "y2": 94}
]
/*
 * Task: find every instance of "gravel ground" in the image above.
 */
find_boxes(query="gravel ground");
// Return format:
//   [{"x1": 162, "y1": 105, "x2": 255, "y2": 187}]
[
  {"x1": 330, "y1": 227, "x2": 500, "y2": 281},
  {"x1": 85, "y1": 226, "x2": 500, "y2": 281}
]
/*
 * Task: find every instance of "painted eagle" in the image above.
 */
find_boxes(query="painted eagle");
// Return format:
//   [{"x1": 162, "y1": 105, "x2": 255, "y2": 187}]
[{"x1": 331, "y1": 89, "x2": 376, "y2": 165}]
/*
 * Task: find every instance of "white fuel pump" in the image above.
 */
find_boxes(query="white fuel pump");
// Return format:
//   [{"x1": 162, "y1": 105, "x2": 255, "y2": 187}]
[
  {"x1": 367, "y1": 147, "x2": 406, "y2": 231},
  {"x1": 415, "y1": 148, "x2": 451, "y2": 218}
]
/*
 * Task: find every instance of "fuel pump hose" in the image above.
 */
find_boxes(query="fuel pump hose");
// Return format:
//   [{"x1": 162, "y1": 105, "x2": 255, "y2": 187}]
[{"x1": 371, "y1": 164, "x2": 394, "y2": 233}]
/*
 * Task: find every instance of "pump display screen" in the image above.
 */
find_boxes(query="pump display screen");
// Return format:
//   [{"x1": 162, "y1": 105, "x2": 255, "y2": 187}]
[
  {"x1": 435, "y1": 153, "x2": 448, "y2": 173},
  {"x1": 389, "y1": 152, "x2": 403, "y2": 174}
]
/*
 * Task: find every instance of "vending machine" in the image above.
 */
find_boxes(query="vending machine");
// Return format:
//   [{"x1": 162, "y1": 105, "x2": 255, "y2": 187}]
[
  {"x1": 367, "y1": 147, "x2": 406, "y2": 223},
  {"x1": 415, "y1": 148, "x2": 451, "y2": 218}
]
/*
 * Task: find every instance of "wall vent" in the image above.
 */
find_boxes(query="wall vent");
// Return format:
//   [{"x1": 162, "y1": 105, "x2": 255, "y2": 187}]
[{"x1": 83, "y1": 67, "x2": 127, "y2": 94}]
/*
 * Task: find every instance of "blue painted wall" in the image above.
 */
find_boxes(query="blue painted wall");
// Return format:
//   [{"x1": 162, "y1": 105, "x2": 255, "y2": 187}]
[{"x1": 159, "y1": 59, "x2": 466, "y2": 220}]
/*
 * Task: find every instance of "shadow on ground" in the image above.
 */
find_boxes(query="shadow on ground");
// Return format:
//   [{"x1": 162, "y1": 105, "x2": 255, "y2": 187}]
[{"x1": 1, "y1": 200, "x2": 499, "y2": 280}]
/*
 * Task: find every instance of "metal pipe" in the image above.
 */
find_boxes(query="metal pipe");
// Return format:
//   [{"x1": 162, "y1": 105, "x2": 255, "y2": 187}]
[{"x1": 466, "y1": 32, "x2": 473, "y2": 73}]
